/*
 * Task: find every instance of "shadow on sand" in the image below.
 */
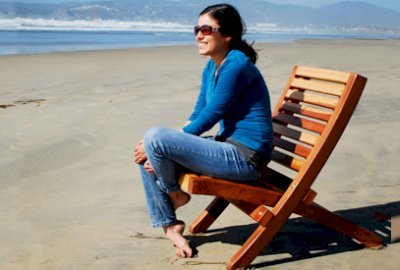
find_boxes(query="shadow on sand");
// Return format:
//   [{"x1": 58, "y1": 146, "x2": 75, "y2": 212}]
[{"x1": 186, "y1": 201, "x2": 400, "y2": 269}]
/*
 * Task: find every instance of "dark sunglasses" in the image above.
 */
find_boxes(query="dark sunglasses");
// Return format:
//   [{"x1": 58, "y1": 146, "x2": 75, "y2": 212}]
[{"x1": 194, "y1": 25, "x2": 220, "y2": 36}]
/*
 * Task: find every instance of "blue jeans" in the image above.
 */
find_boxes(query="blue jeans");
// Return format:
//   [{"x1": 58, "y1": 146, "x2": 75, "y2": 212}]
[{"x1": 139, "y1": 127, "x2": 260, "y2": 228}]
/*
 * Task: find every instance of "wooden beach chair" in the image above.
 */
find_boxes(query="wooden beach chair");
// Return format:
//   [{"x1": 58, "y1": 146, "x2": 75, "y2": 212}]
[{"x1": 179, "y1": 66, "x2": 383, "y2": 269}]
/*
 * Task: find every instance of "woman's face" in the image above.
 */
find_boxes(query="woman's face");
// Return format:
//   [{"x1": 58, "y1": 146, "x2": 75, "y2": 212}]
[{"x1": 196, "y1": 13, "x2": 230, "y2": 59}]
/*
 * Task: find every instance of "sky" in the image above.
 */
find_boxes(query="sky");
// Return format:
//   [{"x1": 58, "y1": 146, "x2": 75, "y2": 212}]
[{"x1": 5, "y1": 0, "x2": 400, "y2": 12}]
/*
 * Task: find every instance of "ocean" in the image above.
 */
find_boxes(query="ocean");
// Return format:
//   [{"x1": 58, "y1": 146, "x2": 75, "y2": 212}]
[{"x1": 0, "y1": 18, "x2": 399, "y2": 55}]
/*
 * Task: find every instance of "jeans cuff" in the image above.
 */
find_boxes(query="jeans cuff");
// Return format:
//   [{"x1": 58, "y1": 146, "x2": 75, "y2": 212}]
[{"x1": 151, "y1": 219, "x2": 177, "y2": 228}]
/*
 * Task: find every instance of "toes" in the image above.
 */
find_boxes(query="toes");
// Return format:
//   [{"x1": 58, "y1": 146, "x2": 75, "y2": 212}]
[
  {"x1": 175, "y1": 247, "x2": 192, "y2": 258},
  {"x1": 185, "y1": 248, "x2": 193, "y2": 258},
  {"x1": 176, "y1": 249, "x2": 186, "y2": 258}
]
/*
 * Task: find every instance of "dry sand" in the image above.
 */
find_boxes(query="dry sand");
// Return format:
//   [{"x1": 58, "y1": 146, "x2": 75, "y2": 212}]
[{"x1": 0, "y1": 39, "x2": 399, "y2": 269}]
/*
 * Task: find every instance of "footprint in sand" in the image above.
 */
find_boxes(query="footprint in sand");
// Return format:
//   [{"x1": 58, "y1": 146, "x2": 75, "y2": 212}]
[
  {"x1": 0, "y1": 99, "x2": 46, "y2": 109},
  {"x1": 0, "y1": 104, "x2": 15, "y2": 109}
]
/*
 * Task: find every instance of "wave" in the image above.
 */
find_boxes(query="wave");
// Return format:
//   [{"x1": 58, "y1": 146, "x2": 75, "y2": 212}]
[
  {"x1": 0, "y1": 18, "x2": 193, "y2": 32},
  {"x1": 0, "y1": 17, "x2": 319, "y2": 35}
]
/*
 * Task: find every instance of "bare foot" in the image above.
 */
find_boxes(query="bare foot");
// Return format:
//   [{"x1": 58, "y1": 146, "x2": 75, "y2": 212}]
[
  {"x1": 169, "y1": 189, "x2": 191, "y2": 211},
  {"x1": 163, "y1": 221, "x2": 193, "y2": 258},
  {"x1": 173, "y1": 220, "x2": 185, "y2": 234}
]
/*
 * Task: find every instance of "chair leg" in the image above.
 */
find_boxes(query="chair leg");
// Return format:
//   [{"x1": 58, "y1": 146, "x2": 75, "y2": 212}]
[
  {"x1": 189, "y1": 197, "x2": 230, "y2": 234},
  {"x1": 227, "y1": 214, "x2": 288, "y2": 270},
  {"x1": 295, "y1": 202, "x2": 383, "y2": 248}
]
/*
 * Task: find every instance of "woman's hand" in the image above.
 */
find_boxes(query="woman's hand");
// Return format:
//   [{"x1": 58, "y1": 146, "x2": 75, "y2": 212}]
[
  {"x1": 144, "y1": 160, "x2": 154, "y2": 174},
  {"x1": 134, "y1": 139, "x2": 147, "y2": 164},
  {"x1": 180, "y1": 121, "x2": 191, "y2": 132}
]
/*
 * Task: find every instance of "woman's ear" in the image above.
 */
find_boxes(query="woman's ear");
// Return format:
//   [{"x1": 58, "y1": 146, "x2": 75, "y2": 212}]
[{"x1": 225, "y1": 36, "x2": 232, "y2": 44}]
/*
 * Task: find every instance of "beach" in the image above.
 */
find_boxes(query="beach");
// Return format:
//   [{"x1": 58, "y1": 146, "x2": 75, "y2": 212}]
[{"x1": 1, "y1": 39, "x2": 399, "y2": 269}]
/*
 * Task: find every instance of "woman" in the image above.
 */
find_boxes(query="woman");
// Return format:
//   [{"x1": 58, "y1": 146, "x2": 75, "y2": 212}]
[{"x1": 134, "y1": 4, "x2": 273, "y2": 258}]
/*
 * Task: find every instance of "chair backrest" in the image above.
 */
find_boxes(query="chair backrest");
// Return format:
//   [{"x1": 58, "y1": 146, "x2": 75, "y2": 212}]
[{"x1": 269, "y1": 66, "x2": 367, "y2": 193}]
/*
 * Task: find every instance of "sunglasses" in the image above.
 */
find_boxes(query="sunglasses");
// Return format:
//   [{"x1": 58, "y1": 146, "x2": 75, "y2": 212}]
[{"x1": 194, "y1": 25, "x2": 221, "y2": 36}]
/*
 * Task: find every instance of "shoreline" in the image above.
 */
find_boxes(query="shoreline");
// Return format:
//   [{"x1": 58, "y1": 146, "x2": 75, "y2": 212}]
[
  {"x1": 2, "y1": 37, "x2": 399, "y2": 59},
  {"x1": 2, "y1": 34, "x2": 400, "y2": 57}
]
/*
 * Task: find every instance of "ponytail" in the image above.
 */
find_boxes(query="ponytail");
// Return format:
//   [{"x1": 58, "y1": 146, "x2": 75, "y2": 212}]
[{"x1": 231, "y1": 39, "x2": 258, "y2": 64}]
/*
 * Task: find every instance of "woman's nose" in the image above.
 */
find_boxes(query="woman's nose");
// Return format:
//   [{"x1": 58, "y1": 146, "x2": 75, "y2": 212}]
[{"x1": 195, "y1": 31, "x2": 204, "y2": 40}]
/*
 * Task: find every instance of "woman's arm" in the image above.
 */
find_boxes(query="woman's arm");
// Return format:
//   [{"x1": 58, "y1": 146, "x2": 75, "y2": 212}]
[{"x1": 183, "y1": 59, "x2": 255, "y2": 135}]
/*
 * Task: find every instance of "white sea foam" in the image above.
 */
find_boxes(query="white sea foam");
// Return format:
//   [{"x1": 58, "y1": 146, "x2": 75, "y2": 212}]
[
  {"x1": 0, "y1": 18, "x2": 193, "y2": 32},
  {"x1": 0, "y1": 17, "x2": 368, "y2": 35},
  {"x1": 0, "y1": 17, "x2": 318, "y2": 34},
  {"x1": 70, "y1": 5, "x2": 116, "y2": 12}
]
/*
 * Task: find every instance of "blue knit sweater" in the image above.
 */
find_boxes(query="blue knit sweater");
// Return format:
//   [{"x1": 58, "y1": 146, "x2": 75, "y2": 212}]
[{"x1": 183, "y1": 50, "x2": 273, "y2": 162}]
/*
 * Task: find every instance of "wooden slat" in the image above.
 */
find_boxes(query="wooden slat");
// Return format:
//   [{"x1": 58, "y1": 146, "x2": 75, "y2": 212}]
[
  {"x1": 291, "y1": 78, "x2": 344, "y2": 96},
  {"x1": 280, "y1": 102, "x2": 331, "y2": 121},
  {"x1": 257, "y1": 166, "x2": 294, "y2": 190},
  {"x1": 273, "y1": 122, "x2": 319, "y2": 146},
  {"x1": 296, "y1": 66, "x2": 350, "y2": 83},
  {"x1": 271, "y1": 150, "x2": 304, "y2": 171},
  {"x1": 274, "y1": 112, "x2": 325, "y2": 134},
  {"x1": 183, "y1": 175, "x2": 284, "y2": 206},
  {"x1": 286, "y1": 90, "x2": 338, "y2": 109},
  {"x1": 273, "y1": 136, "x2": 311, "y2": 158}
]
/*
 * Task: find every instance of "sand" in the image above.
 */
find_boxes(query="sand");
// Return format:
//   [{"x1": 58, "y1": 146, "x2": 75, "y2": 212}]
[{"x1": 0, "y1": 39, "x2": 399, "y2": 269}]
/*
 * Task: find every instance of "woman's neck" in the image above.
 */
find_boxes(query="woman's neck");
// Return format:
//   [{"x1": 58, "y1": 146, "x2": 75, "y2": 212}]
[{"x1": 211, "y1": 49, "x2": 229, "y2": 68}]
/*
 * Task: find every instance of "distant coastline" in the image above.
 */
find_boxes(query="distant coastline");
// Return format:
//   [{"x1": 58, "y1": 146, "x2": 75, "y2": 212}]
[{"x1": 1, "y1": 25, "x2": 400, "y2": 56}]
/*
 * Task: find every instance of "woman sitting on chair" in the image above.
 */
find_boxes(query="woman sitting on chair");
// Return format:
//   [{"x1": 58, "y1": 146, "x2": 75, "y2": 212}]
[{"x1": 134, "y1": 3, "x2": 273, "y2": 258}]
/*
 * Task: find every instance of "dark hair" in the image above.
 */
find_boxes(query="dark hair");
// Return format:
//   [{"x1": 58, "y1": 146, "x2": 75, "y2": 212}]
[{"x1": 200, "y1": 3, "x2": 258, "y2": 63}]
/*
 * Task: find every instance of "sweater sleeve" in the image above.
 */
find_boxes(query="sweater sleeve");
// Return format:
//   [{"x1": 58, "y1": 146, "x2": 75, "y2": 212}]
[{"x1": 183, "y1": 59, "x2": 254, "y2": 135}]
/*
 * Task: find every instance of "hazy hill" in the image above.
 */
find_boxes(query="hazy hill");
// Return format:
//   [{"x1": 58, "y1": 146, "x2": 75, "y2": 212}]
[{"x1": 0, "y1": 0, "x2": 399, "y2": 29}]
